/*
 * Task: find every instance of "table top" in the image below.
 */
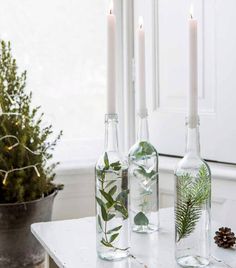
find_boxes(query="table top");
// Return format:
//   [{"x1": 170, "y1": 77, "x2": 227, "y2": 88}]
[{"x1": 31, "y1": 208, "x2": 236, "y2": 268}]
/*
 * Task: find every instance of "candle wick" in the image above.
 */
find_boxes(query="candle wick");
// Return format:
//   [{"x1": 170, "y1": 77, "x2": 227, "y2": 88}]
[
  {"x1": 190, "y1": 14, "x2": 193, "y2": 19},
  {"x1": 110, "y1": 9, "x2": 112, "y2": 15}
]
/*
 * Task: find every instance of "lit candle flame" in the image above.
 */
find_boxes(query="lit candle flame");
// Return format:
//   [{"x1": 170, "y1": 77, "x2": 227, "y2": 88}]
[
  {"x1": 190, "y1": 5, "x2": 194, "y2": 19},
  {"x1": 139, "y1": 16, "x2": 144, "y2": 29},
  {"x1": 109, "y1": 1, "x2": 113, "y2": 15}
]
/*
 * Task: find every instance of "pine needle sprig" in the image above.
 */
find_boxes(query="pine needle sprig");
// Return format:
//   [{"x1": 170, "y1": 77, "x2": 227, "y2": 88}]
[{"x1": 175, "y1": 165, "x2": 211, "y2": 242}]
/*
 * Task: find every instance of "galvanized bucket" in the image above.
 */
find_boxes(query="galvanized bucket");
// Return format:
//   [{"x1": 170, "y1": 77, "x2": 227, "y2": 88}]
[{"x1": 0, "y1": 191, "x2": 57, "y2": 268}]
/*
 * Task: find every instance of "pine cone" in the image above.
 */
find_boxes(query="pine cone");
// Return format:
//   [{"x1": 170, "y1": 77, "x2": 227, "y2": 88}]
[{"x1": 214, "y1": 227, "x2": 236, "y2": 248}]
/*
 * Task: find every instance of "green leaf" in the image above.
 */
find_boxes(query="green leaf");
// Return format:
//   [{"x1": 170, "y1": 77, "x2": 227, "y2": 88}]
[
  {"x1": 136, "y1": 165, "x2": 158, "y2": 179},
  {"x1": 97, "y1": 170, "x2": 105, "y2": 182},
  {"x1": 101, "y1": 204, "x2": 108, "y2": 221},
  {"x1": 116, "y1": 189, "x2": 129, "y2": 204},
  {"x1": 140, "y1": 141, "x2": 154, "y2": 155},
  {"x1": 107, "y1": 213, "x2": 116, "y2": 221},
  {"x1": 97, "y1": 215, "x2": 102, "y2": 230},
  {"x1": 96, "y1": 196, "x2": 105, "y2": 207},
  {"x1": 104, "y1": 152, "x2": 109, "y2": 169},
  {"x1": 96, "y1": 169, "x2": 103, "y2": 177},
  {"x1": 109, "y1": 233, "x2": 119, "y2": 243},
  {"x1": 104, "y1": 180, "x2": 116, "y2": 189},
  {"x1": 134, "y1": 212, "x2": 149, "y2": 226},
  {"x1": 133, "y1": 141, "x2": 155, "y2": 158},
  {"x1": 100, "y1": 190, "x2": 114, "y2": 204},
  {"x1": 115, "y1": 204, "x2": 128, "y2": 219},
  {"x1": 101, "y1": 238, "x2": 113, "y2": 248},
  {"x1": 110, "y1": 161, "x2": 121, "y2": 171},
  {"x1": 107, "y1": 225, "x2": 122, "y2": 234},
  {"x1": 108, "y1": 185, "x2": 117, "y2": 196}
]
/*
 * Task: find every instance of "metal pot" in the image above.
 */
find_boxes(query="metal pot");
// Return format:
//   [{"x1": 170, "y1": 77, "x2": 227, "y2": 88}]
[{"x1": 0, "y1": 190, "x2": 57, "y2": 268}]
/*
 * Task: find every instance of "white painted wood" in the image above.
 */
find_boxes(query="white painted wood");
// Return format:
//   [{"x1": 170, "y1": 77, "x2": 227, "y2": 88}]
[
  {"x1": 221, "y1": 200, "x2": 236, "y2": 229},
  {"x1": 31, "y1": 208, "x2": 235, "y2": 268},
  {"x1": 123, "y1": 0, "x2": 136, "y2": 151},
  {"x1": 114, "y1": 0, "x2": 126, "y2": 153},
  {"x1": 53, "y1": 171, "x2": 95, "y2": 220},
  {"x1": 134, "y1": 0, "x2": 236, "y2": 163}
]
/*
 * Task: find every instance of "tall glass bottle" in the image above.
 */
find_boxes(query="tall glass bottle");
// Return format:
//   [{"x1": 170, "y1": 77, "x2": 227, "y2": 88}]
[
  {"x1": 175, "y1": 117, "x2": 211, "y2": 267},
  {"x1": 128, "y1": 110, "x2": 159, "y2": 233},
  {"x1": 95, "y1": 114, "x2": 129, "y2": 261}
]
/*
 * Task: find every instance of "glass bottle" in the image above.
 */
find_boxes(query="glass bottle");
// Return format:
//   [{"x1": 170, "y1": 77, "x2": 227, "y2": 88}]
[
  {"x1": 95, "y1": 114, "x2": 130, "y2": 261},
  {"x1": 128, "y1": 110, "x2": 159, "y2": 233},
  {"x1": 175, "y1": 117, "x2": 211, "y2": 267}
]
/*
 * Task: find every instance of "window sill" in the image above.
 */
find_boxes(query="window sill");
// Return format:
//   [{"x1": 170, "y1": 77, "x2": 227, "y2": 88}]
[
  {"x1": 56, "y1": 159, "x2": 95, "y2": 176},
  {"x1": 159, "y1": 156, "x2": 236, "y2": 181},
  {"x1": 56, "y1": 155, "x2": 236, "y2": 181}
]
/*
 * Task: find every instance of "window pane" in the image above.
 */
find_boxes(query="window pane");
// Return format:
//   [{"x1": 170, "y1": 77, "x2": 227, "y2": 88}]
[{"x1": 0, "y1": 0, "x2": 108, "y2": 162}]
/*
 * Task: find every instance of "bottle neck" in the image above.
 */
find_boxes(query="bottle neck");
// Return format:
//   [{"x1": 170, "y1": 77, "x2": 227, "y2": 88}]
[
  {"x1": 104, "y1": 114, "x2": 119, "y2": 152},
  {"x1": 137, "y1": 113, "x2": 149, "y2": 142},
  {"x1": 185, "y1": 117, "x2": 200, "y2": 156}
]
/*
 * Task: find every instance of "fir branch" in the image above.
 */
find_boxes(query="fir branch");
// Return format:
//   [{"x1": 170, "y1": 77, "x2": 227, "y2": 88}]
[{"x1": 175, "y1": 165, "x2": 211, "y2": 242}]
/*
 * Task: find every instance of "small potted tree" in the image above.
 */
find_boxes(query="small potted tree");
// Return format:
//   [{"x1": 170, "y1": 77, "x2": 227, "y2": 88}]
[{"x1": 0, "y1": 41, "x2": 63, "y2": 268}]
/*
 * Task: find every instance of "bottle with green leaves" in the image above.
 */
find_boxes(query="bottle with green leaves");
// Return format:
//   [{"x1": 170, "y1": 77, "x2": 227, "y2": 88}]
[
  {"x1": 95, "y1": 114, "x2": 129, "y2": 261},
  {"x1": 175, "y1": 117, "x2": 211, "y2": 267},
  {"x1": 128, "y1": 110, "x2": 159, "y2": 233}
]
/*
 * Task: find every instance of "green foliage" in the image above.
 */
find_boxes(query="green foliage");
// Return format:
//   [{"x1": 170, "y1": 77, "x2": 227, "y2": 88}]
[
  {"x1": 134, "y1": 212, "x2": 149, "y2": 226},
  {"x1": 133, "y1": 161, "x2": 158, "y2": 227},
  {"x1": 175, "y1": 165, "x2": 211, "y2": 242},
  {"x1": 135, "y1": 165, "x2": 158, "y2": 180},
  {"x1": 0, "y1": 40, "x2": 63, "y2": 203},
  {"x1": 133, "y1": 141, "x2": 155, "y2": 159},
  {"x1": 96, "y1": 153, "x2": 129, "y2": 251}
]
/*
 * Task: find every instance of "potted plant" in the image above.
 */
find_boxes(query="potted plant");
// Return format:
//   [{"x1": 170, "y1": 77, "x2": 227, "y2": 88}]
[{"x1": 0, "y1": 40, "x2": 63, "y2": 268}]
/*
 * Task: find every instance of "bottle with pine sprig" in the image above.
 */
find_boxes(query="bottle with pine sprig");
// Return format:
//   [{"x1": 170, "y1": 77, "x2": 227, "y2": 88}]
[{"x1": 175, "y1": 116, "x2": 211, "y2": 267}]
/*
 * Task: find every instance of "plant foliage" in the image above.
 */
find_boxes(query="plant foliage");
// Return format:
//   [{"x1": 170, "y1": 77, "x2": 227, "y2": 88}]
[
  {"x1": 0, "y1": 40, "x2": 63, "y2": 203},
  {"x1": 131, "y1": 141, "x2": 158, "y2": 227},
  {"x1": 175, "y1": 165, "x2": 211, "y2": 242},
  {"x1": 96, "y1": 153, "x2": 129, "y2": 251}
]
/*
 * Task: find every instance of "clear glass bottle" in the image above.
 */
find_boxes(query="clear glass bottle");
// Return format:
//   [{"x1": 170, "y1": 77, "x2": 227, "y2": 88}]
[
  {"x1": 95, "y1": 114, "x2": 130, "y2": 261},
  {"x1": 128, "y1": 111, "x2": 159, "y2": 233},
  {"x1": 175, "y1": 117, "x2": 211, "y2": 267}
]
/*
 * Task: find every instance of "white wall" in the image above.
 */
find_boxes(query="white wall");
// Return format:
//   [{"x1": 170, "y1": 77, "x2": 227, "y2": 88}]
[{"x1": 52, "y1": 167, "x2": 95, "y2": 220}]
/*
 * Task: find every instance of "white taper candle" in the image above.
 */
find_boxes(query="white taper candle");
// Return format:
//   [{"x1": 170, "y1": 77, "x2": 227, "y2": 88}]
[
  {"x1": 188, "y1": 8, "x2": 198, "y2": 128},
  {"x1": 138, "y1": 17, "x2": 147, "y2": 116},
  {"x1": 107, "y1": 1, "x2": 116, "y2": 114}
]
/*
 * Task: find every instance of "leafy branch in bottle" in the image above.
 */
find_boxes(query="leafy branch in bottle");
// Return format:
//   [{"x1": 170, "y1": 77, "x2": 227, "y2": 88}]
[
  {"x1": 96, "y1": 152, "x2": 129, "y2": 251},
  {"x1": 132, "y1": 142, "x2": 158, "y2": 226},
  {"x1": 175, "y1": 165, "x2": 211, "y2": 242}
]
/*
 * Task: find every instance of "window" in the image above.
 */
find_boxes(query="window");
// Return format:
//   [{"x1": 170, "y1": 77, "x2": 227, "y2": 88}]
[{"x1": 0, "y1": 0, "x2": 122, "y2": 165}]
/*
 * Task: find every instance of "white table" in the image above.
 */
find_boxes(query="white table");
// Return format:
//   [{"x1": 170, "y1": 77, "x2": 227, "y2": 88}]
[{"x1": 31, "y1": 208, "x2": 236, "y2": 268}]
